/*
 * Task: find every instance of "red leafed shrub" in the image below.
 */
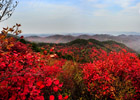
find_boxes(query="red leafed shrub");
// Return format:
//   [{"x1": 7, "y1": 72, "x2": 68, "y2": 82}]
[
  {"x1": 83, "y1": 50, "x2": 140, "y2": 99},
  {"x1": 10, "y1": 41, "x2": 29, "y2": 53},
  {"x1": 0, "y1": 25, "x2": 68, "y2": 100},
  {"x1": 0, "y1": 48, "x2": 66, "y2": 100}
]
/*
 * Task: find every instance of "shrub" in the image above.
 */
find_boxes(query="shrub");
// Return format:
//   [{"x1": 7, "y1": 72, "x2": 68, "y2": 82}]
[
  {"x1": 83, "y1": 50, "x2": 140, "y2": 99},
  {"x1": 0, "y1": 25, "x2": 68, "y2": 100}
]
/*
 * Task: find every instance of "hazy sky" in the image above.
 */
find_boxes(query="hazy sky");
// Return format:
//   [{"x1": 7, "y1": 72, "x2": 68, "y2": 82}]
[{"x1": 1, "y1": 0, "x2": 140, "y2": 34}]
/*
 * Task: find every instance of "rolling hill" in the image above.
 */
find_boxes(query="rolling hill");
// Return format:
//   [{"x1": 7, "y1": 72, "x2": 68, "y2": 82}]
[
  {"x1": 25, "y1": 34, "x2": 140, "y2": 53},
  {"x1": 37, "y1": 39, "x2": 136, "y2": 63}
]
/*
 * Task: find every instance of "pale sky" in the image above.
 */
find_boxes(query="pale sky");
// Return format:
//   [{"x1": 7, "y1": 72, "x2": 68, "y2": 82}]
[{"x1": 0, "y1": 0, "x2": 140, "y2": 34}]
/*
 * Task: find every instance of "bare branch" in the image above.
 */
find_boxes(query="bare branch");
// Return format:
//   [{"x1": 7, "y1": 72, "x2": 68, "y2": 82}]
[{"x1": 0, "y1": 0, "x2": 18, "y2": 22}]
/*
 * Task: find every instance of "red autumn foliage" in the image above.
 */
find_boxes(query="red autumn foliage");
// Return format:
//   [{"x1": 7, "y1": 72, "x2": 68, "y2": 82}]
[
  {"x1": 49, "y1": 95, "x2": 55, "y2": 100},
  {"x1": 0, "y1": 25, "x2": 68, "y2": 100},
  {"x1": 0, "y1": 25, "x2": 140, "y2": 99},
  {"x1": 83, "y1": 49, "x2": 140, "y2": 99}
]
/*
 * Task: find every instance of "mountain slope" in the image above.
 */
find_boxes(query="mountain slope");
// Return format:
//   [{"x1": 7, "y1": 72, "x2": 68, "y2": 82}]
[
  {"x1": 25, "y1": 34, "x2": 140, "y2": 53},
  {"x1": 39, "y1": 39, "x2": 136, "y2": 63}
]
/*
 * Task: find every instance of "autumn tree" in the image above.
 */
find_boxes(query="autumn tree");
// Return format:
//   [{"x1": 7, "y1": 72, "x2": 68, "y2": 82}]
[{"x1": 0, "y1": 0, "x2": 18, "y2": 22}]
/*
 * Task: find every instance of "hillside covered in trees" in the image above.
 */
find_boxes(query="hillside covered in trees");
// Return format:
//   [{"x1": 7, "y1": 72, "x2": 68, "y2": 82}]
[{"x1": 0, "y1": 25, "x2": 140, "y2": 100}]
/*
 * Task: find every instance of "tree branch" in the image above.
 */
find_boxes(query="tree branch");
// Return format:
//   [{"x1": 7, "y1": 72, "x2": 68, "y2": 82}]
[{"x1": 0, "y1": 0, "x2": 18, "y2": 22}]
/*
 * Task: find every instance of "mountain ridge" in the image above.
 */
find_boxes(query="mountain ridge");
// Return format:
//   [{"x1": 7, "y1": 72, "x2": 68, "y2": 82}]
[{"x1": 25, "y1": 34, "x2": 140, "y2": 53}]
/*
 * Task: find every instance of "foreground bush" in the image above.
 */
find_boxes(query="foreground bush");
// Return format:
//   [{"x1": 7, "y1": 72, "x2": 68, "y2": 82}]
[
  {"x1": 83, "y1": 49, "x2": 140, "y2": 99},
  {"x1": 0, "y1": 25, "x2": 68, "y2": 100}
]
